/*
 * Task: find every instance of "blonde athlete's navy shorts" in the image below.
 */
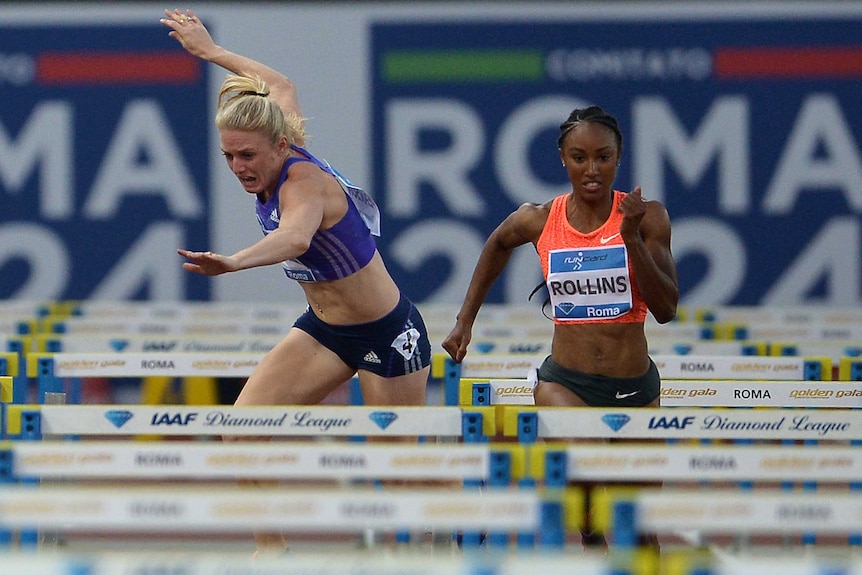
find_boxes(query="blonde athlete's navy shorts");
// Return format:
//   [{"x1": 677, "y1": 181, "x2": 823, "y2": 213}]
[
  {"x1": 536, "y1": 355, "x2": 660, "y2": 407},
  {"x1": 293, "y1": 293, "x2": 430, "y2": 377}
]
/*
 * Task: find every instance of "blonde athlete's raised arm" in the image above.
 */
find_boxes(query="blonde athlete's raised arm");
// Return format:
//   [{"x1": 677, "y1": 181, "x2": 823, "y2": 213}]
[{"x1": 160, "y1": 8, "x2": 302, "y2": 141}]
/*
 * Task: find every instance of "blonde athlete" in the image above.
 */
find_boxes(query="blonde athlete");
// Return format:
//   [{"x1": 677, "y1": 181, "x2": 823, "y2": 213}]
[{"x1": 162, "y1": 8, "x2": 430, "y2": 555}]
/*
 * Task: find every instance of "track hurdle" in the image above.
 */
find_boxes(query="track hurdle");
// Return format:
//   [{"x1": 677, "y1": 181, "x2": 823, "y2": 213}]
[
  {"x1": 595, "y1": 487, "x2": 862, "y2": 550},
  {"x1": 503, "y1": 405, "x2": 862, "y2": 550},
  {"x1": 0, "y1": 551, "x2": 617, "y2": 575},
  {"x1": 689, "y1": 305, "x2": 862, "y2": 325},
  {"x1": 499, "y1": 406, "x2": 862, "y2": 443},
  {"x1": 44, "y1": 299, "x2": 307, "y2": 323},
  {"x1": 25, "y1": 303, "x2": 304, "y2": 404},
  {"x1": 0, "y1": 402, "x2": 589, "y2": 554},
  {"x1": 6, "y1": 351, "x2": 516, "y2": 548},
  {"x1": 3, "y1": 550, "x2": 861, "y2": 575},
  {"x1": 4, "y1": 440, "x2": 497, "y2": 481},
  {"x1": 461, "y1": 372, "x2": 862, "y2": 539},
  {"x1": 24, "y1": 337, "x2": 281, "y2": 406},
  {"x1": 682, "y1": 321, "x2": 862, "y2": 343},
  {"x1": 519, "y1": 438, "x2": 862, "y2": 554},
  {"x1": 528, "y1": 442, "x2": 862, "y2": 485},
  {"x1": 0, "y1": 484, "x2": 542, "y2": 540},
  {"x1": 6, "y1": 437, "x2": 862, "y2": 570},
  {"x1": 17, "y1": 312, "x2": 295, "y2": 403},
  {"x1": 5, "y1": 404, "x2": 496, "y2": 442},
  {"x1": 22, "y1": 346, "x2": 386, "y2": 408},
  {"x1": 435, "y1": 353, "x2": 836, "y2": 407},
  {"x1": 24, "y1": 351, "x2": 263, "y2": 406},
  {"x1": 0, "y1": 352, "x2": 24, "y2": 408},
  {"x1": 0, "y1": 438, "x2": 555, "y2": 551},
  {"x1": 463, "y1": 379, "x2": 862, "y2": 409},
  {"x1": 40, "y1": 317, "x2": 293, "y2": 337},
  {"x1": 441, "y1": 352, "x2": 840, "y2": 554},
  {"x1": 26, "y1": 300, "x2": 862, "y2": 336},
  {"x1": 31, "y1": 333, "x2": 284, "y2": 355},
  {"x1": 446, "y1": 336, "x2": 769, "y2": 358}
]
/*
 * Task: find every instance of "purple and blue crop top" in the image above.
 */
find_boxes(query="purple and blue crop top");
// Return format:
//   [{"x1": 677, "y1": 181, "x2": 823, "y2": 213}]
[{"x1": 255, "y1": 146, "x2": 380, "y2": 283}]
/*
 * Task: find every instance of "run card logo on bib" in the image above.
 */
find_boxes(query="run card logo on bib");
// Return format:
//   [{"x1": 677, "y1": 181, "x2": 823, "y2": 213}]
[{"x1": 547, "y1": 245, "x2": 632, "y2": 321}]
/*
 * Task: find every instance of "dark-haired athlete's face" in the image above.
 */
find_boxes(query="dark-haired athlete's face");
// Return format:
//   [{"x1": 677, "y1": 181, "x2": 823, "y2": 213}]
[
  {"x1": 220, "y1": 129, "x2": 286, "y2": 198},
  {"x1": 559, "y1": 122, "x2": 620, "y2": 201}
]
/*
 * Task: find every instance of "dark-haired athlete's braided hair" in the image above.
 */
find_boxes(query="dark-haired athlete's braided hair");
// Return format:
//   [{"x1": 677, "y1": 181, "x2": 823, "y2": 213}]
[
  {"x1": 557, "y1": 105, "x2": 623, "y2": 155},
  {"x1": 528, "y1": 281, "x2": 553, "y2": 320}
]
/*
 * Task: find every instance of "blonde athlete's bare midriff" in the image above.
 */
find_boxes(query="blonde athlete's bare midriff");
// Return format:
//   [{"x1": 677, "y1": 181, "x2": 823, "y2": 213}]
[{"x1": 301, "y1": 251, "x2": 401, "y2": 325}]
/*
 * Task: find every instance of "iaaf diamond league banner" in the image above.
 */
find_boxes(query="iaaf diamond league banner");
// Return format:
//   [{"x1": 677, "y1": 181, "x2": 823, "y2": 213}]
[
  {"x1": 371, "y1": 16, "x2": 862, "y2": 306},
  {"x1": 0, "y1": 24, "x2": 210, "y2": 300}
]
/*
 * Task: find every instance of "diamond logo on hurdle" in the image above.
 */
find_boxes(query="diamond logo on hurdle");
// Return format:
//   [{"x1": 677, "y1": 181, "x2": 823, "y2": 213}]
[
  {"x1": 104, "y1": 410, "x2": 134, "y2": 428},
  {"x1": 601, "y1": 413, "x2": 631, "y2": 432},
  {"x1": 369, "y1": 411, "x2": 398, "y2": 430},
  {"x1": 109, "y1": 339, "x2": 129, "y2": 351}
]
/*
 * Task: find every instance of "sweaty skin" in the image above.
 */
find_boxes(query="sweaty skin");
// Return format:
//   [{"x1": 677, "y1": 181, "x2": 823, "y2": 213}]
[{"x1": 443, "y1": 120, "x2": 678, "y2": 407}]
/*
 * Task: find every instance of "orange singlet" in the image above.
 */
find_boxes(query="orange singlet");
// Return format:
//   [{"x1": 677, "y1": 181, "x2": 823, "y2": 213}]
[{"x1": 536, "y1": 191, "x2": 647, "y2": 324}]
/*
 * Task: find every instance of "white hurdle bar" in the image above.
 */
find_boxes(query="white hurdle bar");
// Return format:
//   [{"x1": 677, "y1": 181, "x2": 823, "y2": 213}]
[
  {"x1": 20, "y1": 405, "x2": 470, "y2": 439},
  {"x1": 5, "y1": 441, "x2": 490, "y2": 481},
  {"x1": 29, "y1": 333, "x2": 285, "y2": 354},
  {"x1": 29, "y1": 352, "x2": 263, "y2": 406},
  {"x1": 23, "y1": 349, "x2": 848, "y2": 409},
  {"x1": 467, "y1": 379, "x2": 862, "y2": 408},
  {"x1": 36, "y1": 312, "x2": 719, "y2": 342},
  {"x1": 10, "y1": 404, "x2": 861, "y2": 442},
  {"x1": 42, "y1": 318, "x2": 292, "y2": 337},
  {"x1": 437, "y1": 353, "x2": 837, "y2": 405},
  {"x1": 632, "y1": 488, "x2": 862, "y2": 537},
  {"x1": 0, "y1": 552, "x2": 612, "y2": 575},
  {"x1": 559, "y1": 443, "x2": 862, "y2": 483},
  {"x1": 442, "y1": 353, "x2": 831, "y2": 380},
  {"x1": 38, "y1": 352, "x2": 264, "y2": 379},
  {"x1": 526, "y1": 407, "x2": 860, "y2": 442},
  {"x1": 3, "y1": 553, "x2": 861, "y2": 575},
  {"x1": 4, "y1": 441, "x2": 862, "y2": 485},
  {"x1": 0, "y1": 485, "x2": 539, "y2": 534}
]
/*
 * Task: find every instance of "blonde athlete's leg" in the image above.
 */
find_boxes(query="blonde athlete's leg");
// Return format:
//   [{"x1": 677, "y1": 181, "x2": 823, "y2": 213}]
[
  {"x1": 231, "y1": 327, "x2": 357, "y2": 555},
  {"x1": 236, "y1": 327, "x2": 356, "y2": 407},
  {"x1": 359, "y1": 367, "x2": 431, "y2": 546},
  {"x1": 359, "y1": 367, "x2": 429, "y2": 407},
  {"x1": 359, "y1": 367, "x2": 429, "y2": 448}
]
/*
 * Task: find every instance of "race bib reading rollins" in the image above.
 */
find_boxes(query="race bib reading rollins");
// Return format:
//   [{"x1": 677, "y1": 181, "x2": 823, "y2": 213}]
[{"x1": 546, "y1": 245, "x2": 632, "y2": 321}]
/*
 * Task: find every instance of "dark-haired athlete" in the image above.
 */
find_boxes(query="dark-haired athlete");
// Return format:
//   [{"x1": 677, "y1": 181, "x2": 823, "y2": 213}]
[{"x1": 443, "y1": 105, "x2": 679, "y2": 550}]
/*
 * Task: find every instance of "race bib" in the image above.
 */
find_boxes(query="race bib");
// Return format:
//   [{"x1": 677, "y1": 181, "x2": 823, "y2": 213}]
[{"x1": 546, "y1": 245, "x2": 632, "y2": 321}]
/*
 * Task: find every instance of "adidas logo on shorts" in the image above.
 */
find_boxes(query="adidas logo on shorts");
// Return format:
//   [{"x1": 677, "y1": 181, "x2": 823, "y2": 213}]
[{"x1": 363, "y1": 350, "x2": 381, "y2": 364}]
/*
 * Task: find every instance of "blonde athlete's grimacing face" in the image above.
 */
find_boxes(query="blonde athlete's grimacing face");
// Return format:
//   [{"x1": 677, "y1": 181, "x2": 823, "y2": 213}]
[
  {"x1": 220, "y1": 129, "x2": 288, "y2": 200},
  {"x1": 559, "y1": 121, "x2": 620, "y2": 202}
]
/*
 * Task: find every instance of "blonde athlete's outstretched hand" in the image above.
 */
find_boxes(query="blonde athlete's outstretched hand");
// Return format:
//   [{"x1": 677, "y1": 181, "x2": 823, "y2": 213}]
[{"x1": 177, "y1": 248, "x2": 239, "y2": 276}]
